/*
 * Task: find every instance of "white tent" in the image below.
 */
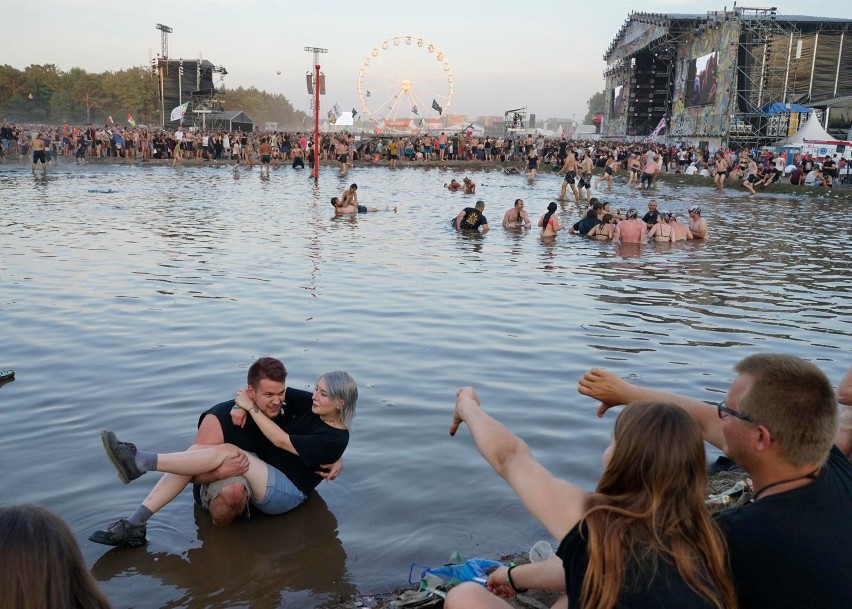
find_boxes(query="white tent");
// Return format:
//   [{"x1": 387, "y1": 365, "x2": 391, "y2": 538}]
[{"x1": 774, "y1": 112, "x2": 837, "y2": 146}]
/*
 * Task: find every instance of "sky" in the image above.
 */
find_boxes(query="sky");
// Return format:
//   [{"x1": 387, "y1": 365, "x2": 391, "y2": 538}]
[{"x1": 7, "y1": 0, "x2": 852, "y2": 123}]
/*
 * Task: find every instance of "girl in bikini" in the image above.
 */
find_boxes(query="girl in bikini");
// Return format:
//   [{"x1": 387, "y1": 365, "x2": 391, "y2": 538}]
[{"x1": 586, "y1": 213, "x2": 617, "y2": 241}]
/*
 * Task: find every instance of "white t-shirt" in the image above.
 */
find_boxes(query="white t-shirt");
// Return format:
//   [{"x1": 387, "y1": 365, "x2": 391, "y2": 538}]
[
  {"x1": 685, "y1": 163, "x2": 698, "y2": 175},
  {"x1": 174, "y1": 130, "x2": 184, "y2": 141}
]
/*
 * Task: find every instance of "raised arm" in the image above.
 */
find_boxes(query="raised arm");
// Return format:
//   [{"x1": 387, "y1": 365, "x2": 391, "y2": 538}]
[
  {"x1": 837, "y1": 367, "x2": 852, "y2": 406},
  {"x1": 835, "y1": 368, "x2": 852, "y2": 457},
  {"x1": 450, "y1": 387, "x2": 586, "y2": 540},
  {"x1": 578, "y1": 368, "x2": 727, "y2": 452},
  {"x1": 235, "y1": 388, "x2": 298, "y2": 455}
]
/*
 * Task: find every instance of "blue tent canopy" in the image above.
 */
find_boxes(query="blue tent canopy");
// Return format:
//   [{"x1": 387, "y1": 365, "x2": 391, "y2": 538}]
[{"x1": 760, "y1": 102, "x2": 812, "y2": 115}]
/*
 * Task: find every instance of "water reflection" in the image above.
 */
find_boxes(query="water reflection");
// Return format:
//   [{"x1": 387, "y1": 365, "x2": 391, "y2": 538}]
[{"x1": 93, "y1": 494, "x2": 353, "y2": 609}]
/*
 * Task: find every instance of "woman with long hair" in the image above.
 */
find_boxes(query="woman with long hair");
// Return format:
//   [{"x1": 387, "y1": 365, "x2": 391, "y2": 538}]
[
  {"x1": 0, "y1": 504, "x2": 113, "y2": 609},
  {"x1": 446, "y1": 389, "x2": 737, "y2": 609},
  {"x1": 538, "y1": 202, "x2": 563, "y2": 237}
]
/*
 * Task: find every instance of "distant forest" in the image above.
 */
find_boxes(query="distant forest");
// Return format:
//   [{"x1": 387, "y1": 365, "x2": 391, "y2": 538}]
[{"x1": 0, "y1": 63, "x2": 308, "y2": 129}]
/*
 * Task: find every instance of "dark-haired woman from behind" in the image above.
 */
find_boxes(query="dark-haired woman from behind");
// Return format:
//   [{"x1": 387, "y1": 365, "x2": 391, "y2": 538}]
[
  {"x1": 0, "y1": 504, "x2": 113, "y2": 609},
  {"x1": 538, "y1": 202, "x2": 563, "y2": 237},
  {"x1": 445, "y1": 391, "x2": 738, "y2": 609},
  {"x1": 586, "y1": 213, "x2": 617, "y2": 241}
]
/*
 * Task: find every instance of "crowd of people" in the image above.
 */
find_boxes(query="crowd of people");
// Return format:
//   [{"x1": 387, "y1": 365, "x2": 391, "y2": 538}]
[
  {"x1": 456, "y1": 196, "x2": 707, "y2": 245},
  {"x1": 2, "y1": 119, "x2": 849, "y2": 194}
]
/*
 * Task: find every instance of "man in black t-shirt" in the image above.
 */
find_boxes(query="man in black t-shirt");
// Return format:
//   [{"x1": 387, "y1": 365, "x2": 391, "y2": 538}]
[
  {"x1": 89, "y1": 358, "x2": 346, "y2": 548},
  {"x1": 568, "y1": 208, "x2": 600, "y2": 235},
  {"x1": 454, "y1": 200, "x2": 490, "y2": 233},
  {"x1": 641, "y1": 199, "x2": 659, "y2": 229},
  {"x1": 821, "y1": 155, "x2": 837, "y2": 181},
  {"x1": 580, "y1": 354, "x2": 852, "y2": 609}
]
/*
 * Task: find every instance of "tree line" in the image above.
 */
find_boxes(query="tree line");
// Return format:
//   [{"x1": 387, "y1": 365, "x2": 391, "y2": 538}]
[{"x1": 0, "y1": 63, "x2": 308, "y2": 129}]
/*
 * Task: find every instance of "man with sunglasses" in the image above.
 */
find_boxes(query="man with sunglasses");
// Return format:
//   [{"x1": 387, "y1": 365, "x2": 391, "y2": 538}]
[{"x1": 577, "y1": 354, "x2": 852, "y2": 609}]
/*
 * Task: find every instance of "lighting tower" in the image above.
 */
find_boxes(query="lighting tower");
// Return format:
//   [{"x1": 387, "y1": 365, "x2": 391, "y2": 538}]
[{"x1": 156, "y1": 23, "x2": 173, "y2": 58}]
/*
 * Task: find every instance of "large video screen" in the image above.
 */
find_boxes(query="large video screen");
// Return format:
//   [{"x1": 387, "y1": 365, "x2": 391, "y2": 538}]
[
  {"x1": 685, "y1": 50, "x2": 719, "y2": 107},
  {"x1": 612, "y1": 85, "x2": 627, "y2": 118}
]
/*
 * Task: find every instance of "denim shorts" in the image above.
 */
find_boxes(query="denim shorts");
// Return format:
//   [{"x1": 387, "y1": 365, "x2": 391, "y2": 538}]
[{"x1": 251, "y1": 463, "x2": 307, "y2": 515}]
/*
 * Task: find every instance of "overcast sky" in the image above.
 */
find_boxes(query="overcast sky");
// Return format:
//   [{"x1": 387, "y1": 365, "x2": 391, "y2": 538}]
[{"x1": 7, "y1": 1, "x2": 850, "y2": 122}]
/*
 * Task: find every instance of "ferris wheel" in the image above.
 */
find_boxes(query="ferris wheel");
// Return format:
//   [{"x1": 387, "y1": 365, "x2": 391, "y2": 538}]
[{"x1": 357, "y1": 35, "x2": 454, "y2": 123}]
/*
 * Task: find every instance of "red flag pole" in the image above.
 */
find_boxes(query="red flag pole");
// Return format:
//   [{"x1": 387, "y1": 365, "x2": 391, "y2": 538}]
[
  {"x1": 313, "y1": 61, "x2": 320, "y2": 179},
  {"x1": 304, "y1": 46, "x2": 328, "y2": 180}
]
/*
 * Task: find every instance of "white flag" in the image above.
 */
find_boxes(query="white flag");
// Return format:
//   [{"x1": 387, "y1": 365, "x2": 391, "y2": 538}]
[{"x1": 170, "y1": 102, "x2": 189, "y2": 122}]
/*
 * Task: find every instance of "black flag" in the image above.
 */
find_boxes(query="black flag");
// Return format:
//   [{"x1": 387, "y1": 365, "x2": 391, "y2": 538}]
[
  {"x1": 411, "y1": 105, "x2": 419, "y2": 115},
  {"x1": 432, "y1": 99, "x2": 442, "y2": 115},
  {"x1": 352, "y1": 108, "x2": 358, "y2": 118}
]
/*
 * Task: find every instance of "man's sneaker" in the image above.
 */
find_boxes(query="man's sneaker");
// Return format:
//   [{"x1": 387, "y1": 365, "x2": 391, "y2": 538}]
[
  {"x1": 100, "y1": 430, "x2": 143, "y2": 484},
  {"x1": 89, "y1": 518, "x2": 147, "y2": 548}
]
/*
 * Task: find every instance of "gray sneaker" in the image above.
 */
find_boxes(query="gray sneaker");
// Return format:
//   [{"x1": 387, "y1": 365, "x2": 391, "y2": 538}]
[
  {"x1": 89, "y1": 518, "x2": 147, "y2": 548},
  {"x1": 100, "y1": 430, "x2": 143, "y2": 484}
]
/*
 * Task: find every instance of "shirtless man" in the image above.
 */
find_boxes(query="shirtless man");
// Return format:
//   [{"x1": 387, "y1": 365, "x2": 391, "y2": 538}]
[
  {"x1": 437, "y1": 132, "x2": 448, "y2": 161},
  {"x1": 31, "y1": 133, "x2": 47, "y2": 174},
  {"x1": 612, "y1": 208, "x2": 648, "y2": 244},
  {"x1": 639, "y1": 155, "x2": 660, "y2": 190},
  {"x1": 577, "y1": 152, "x2": 594, "y2": 201},
  {"x1": 668, "y1": 212, "x2": 693, "y2": 240},
  {"x1": 335, "y1": 140, "x2": 350, "y2": 175},
  {"x1": 445, "y1": 178, "x2": 462, "y2": 191},
  {"x1": 462, "y1": 177, "x2": 476, "y2": 194},
  {"x1": 341, "y1": 183, "x2": 359, "y2": 207},
  {"x1": 501, "y1": 199, "x2": 531, "y2": 228},
  {"x1": 557, "y1": 149, "x2": 580, "y2": 201},
  {"x1": 258, "y1": 138, "x2": 272, "y2": 177},
  {"x1": 687, "y1": 205, "x2": 708, "y2": 239},
  {"x1": 422, "y1": 135, "x2": 433, "y2": 162},
  {"x1": 331, "y1": 197, "x2": 380, "y2": 215},
  {"x1": 743, "y1": 156, "x2": 759, "y2": 194}
]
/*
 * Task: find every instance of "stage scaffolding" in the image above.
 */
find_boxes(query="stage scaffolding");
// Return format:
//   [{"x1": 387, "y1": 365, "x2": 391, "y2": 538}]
[
  {"x1": 603, "y1": 7, "x2": 852, "y2": 148},
  {"x1": 728, "y1": 7, "x2": 794, "y2": 148}
]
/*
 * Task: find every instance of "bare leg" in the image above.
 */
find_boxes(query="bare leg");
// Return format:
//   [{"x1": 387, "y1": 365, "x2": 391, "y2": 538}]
[{"x1": 445, "y1": 582, "x2": 513, "y2": 609}]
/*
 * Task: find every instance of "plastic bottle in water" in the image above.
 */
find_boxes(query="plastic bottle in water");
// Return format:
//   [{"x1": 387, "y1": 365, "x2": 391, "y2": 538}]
[{"x1": 529, "y1": 540, "x2": 554, "y2": 563}]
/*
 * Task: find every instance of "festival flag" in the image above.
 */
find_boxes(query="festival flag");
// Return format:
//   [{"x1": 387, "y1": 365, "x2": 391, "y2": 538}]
[
  {"x1": 108, "y1": 115, "x2": 114, "y2": 124},
  {"x1": 365, "y1": 90, "x2": 371, "y2": 97},
  {"x1": 332, "y1": 103, "x2": 342, "y2": 119},
  {"x1": 170, "y1": 101, "x2": 189, "y2": 122},
  {"x1": 645, "y1": 117, "x2": 667, "y2": 142},
  {"x1": 126, "y1": 113, "x2": 136, "y2": 127},
  {"x1": 352, "y1": 108, "x2": 358, "y2": 118},
  {"x1": 411, "y1": 105, "x2": 419, "y2": 115},
  {"x1": 432, "y1": 99, "x2": 442, "y2": 115}
]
